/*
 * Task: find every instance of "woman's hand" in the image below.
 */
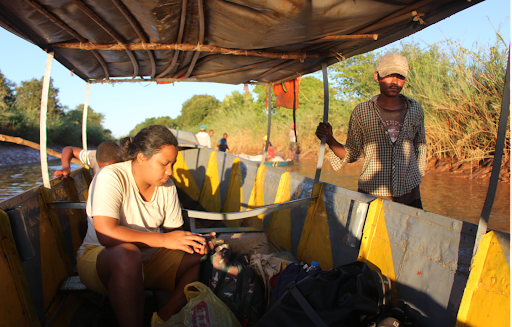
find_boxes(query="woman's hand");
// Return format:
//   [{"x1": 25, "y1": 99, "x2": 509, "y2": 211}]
[{"x1": 164, "y1": 231, "x2": 216, "y2": 254}]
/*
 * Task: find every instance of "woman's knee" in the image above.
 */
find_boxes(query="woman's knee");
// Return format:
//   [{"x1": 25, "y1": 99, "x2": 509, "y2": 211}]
[{"x1": 99, "y1": 243, "x2": 142, "y2": 271}]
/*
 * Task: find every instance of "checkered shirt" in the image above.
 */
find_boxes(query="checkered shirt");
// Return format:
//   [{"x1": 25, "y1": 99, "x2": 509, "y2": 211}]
[{"x1": 328, "y1": 95, "x2": 427, "y2": 197}]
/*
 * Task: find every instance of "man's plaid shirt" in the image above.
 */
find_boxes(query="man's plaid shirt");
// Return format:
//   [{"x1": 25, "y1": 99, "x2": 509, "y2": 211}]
[{"x1": 329, "y1": 94, "x2": 427, "y2": 197}]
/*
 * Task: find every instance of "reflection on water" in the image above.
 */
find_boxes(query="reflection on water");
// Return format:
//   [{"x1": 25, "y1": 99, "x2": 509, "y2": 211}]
[
  {"x1": 0, "y1": 159, "x2": 81, "y2": 202},
  {"x1": 285, "y1": 160, "x2": 510, "y2": 233},
  {"x1": 0, "y1": 159, "x2": 509, "y2": 232}
]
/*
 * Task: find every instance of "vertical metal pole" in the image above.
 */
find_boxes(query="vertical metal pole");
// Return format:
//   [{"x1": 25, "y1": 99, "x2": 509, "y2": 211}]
[
  {"x1": 261, "y1": 83, "x2": 272, "y2": 165},
  {"x1": 40, "y1": 51, "x2": 54, "y2": 189},
  {"x1": 472, "y1": 54, "x2": 510, "y2": 257},
  {"x1": 82, "y1": 82, "x2": 90, "y2": 153},
  {"x1": 314, "y1": 63, "x2": 329, "y2": 184}
]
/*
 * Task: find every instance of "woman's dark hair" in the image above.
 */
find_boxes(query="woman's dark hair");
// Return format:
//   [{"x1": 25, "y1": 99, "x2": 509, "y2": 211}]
[{"x1": 118, "y1": 125, "x2": 178, "y2": 161}]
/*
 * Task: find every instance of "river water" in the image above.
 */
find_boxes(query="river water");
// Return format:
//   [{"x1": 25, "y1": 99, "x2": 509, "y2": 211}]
[
  {"x1": 0, "y1": 158, "x2": 509, "y2": 232},
  {"x1": 283, "y1": 160, "x2": 510, "y2": 233}
]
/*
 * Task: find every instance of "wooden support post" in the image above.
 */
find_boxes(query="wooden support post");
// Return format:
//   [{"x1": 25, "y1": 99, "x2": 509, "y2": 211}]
[
  {"x1": 82, "y1": 82, "x2": 89, "y2": 154},
  {"x1": 314, "y1": 62, "x2": 329, "y2": 186},
  {"x1": 262, "y1": 84, "x2": 272, "y2": 165},
  {"x1": 40, "y1": 51, "x2": 54, "y2": 189}
]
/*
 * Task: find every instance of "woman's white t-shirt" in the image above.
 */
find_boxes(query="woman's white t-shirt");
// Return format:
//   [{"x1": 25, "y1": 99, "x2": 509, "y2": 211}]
[{"x1": 76, "y1": 161, "x2": 183, "y2": 261}]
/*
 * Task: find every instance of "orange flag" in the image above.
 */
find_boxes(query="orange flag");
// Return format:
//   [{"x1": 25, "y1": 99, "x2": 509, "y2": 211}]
[{"x1": 274, "y1": 77, "x2": 301, "y2": 110}]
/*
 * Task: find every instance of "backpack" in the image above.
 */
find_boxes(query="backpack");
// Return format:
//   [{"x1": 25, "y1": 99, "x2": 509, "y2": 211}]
[
  {"x1": 268, "y1": 262, "x2": 309, "y2": 307},
  {"x1": 254, "y1": 261, "x2": 393, "y2": 327},
  {"x1": 197, "y1": 244, "x2": 265, "y2": 326}
]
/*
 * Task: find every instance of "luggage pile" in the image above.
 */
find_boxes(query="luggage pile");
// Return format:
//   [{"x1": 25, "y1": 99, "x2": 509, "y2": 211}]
[{"x1": 197, "y1": 243, "x2": 418, "y2": 327}]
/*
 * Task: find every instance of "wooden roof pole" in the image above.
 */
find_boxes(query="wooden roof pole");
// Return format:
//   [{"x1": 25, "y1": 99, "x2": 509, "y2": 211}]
[
  {"x1": 111, "y1": 0, "x2": 156, "y2": 78},
  {"x1": 183, "y1": 0, "x2": 204, "y2": 79},
  {"x1": 71, "y1": 0, "x2": 139, "y2": 78},
  {"x1": 40, "y1": 51, "x2": 54, "y2": 189},
  {"x1": 53, "y1": 42, "x2": 335, "y2": 60},
  {"x1": 23, "y1": 0, "x2": 109, "y2": 80},
  {"x1": 313, "y1": 62, "x2": 329, "y2": 186},
  {"x1": 156, "y1": 0, "x2": 187, "y2": 78}
]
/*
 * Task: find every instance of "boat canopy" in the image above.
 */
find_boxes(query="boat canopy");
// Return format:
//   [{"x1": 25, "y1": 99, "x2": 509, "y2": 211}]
[{"x1": 0, "y1": 0, "x2": 483, "y2": 84}]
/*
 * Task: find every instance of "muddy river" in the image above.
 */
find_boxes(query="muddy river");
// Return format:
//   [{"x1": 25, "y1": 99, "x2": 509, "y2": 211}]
[{"x1": 0, "y1": 158, "x2": 509, "y2": 232}]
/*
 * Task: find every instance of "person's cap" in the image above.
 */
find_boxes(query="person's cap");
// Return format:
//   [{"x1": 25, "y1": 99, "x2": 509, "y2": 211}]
[
  {"x1": 290, "y1": 123, "x2": 295, "y2": 129},
  {"x1": 200, "y1": 125, "x2": 206, "y2": 130},
  {"x1": 263, "y1": 135, "x2": 268, "y2": 141},
  {"x1": 375, "y1": 53, "x2": 409, "y2": 78}
]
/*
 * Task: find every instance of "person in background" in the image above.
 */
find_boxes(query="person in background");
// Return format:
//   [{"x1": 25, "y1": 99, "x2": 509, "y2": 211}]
[
  {"x1": 75, "y1": 125, "x2": 215, "y2": 327},
  {"x1": 263, "y1": 135, "x2": 275, "y2": 160},
  {"x1": 54, "y1": 141, "x2": 119, "y2": 178},
  {"x1": 315, "y1": 53, "x2": 426, "y2": 209},
  {"x1": 287, "y1": 123, "x2": 297, "y2": 161},
  {"x1": 208, "y1": 129, "x2": 214, "y2": 139},
  {"x1": 217, "y1": 133, "x2": 229, "y2": 152},
  {"x1": 195, "y1": 125, "x2": 211, "y2": 148}
]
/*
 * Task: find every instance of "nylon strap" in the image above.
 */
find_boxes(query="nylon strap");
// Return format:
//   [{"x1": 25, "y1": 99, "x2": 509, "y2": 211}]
[{"x1": 287, "y1": 282, "x2": 328, "y2": 327}]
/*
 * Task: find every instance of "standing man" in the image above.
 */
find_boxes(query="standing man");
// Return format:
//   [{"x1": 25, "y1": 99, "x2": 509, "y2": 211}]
[
  {"x1": 217, "y1": 133, "x2": 229, "y2": 152},
  {"x1": 316, "y1": 53, "x2": 427, "y2": 208},
  {"x1": 195, "y1": 125, "x2": 211, "y2": 148},
  {"x1": 287, "y1": 123, "x2": 297, "y2": 160},
  {"x1": 54, "y1": 141, "x2": 119, "y2": 178},
  {"x1": 209, "y1": 129, "x2": 214, "y2": 139}
]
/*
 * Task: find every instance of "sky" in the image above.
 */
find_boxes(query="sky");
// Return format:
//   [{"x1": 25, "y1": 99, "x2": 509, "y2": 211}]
[{"x1": 0, "y1": 0, "x2": 509, "y2": 139}]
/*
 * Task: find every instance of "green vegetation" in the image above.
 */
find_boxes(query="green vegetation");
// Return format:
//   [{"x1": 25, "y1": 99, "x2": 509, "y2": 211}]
[
  {"x1": 0, "y1": 72, "x2": 114, "y2": 146},
  {"x1": 152, "y1": 35, "x2": 508, "y2": 165}
]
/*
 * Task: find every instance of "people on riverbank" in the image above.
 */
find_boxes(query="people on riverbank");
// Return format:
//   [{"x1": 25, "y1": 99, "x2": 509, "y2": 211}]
[
  {"x1": 209, "y1": 129, "x2": 214, "y2": 139},
  {"x1": 287, "y1": 123, "x2": 297, "y2": 160},
  {"x1": 217, "y1": 133, "x2": 229, "y2": 152},
  {"x1": 316, "y1": 53, "x2": 427, "y2": 208},
  {"x1": 195, "y1": 125, "x2": 211, "y2": 148},
  {"x1": 75, "y1": 125, "x2": 214, "y2": 327},
  {"x1": 54, "y1": 141, "x2": 119, "y2": 178}
]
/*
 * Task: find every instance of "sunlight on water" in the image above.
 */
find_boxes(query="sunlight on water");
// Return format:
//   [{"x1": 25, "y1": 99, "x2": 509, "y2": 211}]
[{"x1": 0, "y1": 159, "x2": 81, "y2": 202}]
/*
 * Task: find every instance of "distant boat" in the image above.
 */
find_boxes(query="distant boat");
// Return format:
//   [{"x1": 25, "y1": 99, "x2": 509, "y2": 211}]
[{"x1": 238, "y1": 154, "x2": 294, "y2": 167}]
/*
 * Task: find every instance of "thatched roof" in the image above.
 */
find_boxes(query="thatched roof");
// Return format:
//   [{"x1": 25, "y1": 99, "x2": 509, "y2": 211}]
[{"x1": 0, "y1": 0, "x2": 482, "y2": 84}]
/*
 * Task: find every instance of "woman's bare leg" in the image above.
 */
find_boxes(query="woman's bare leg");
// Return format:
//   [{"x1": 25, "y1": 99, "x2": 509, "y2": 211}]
[
  {"x1": 96, "y1": 243, "x2": 145, "y2": 327},
  {"x1": 157, "y1": 253, "x2": 203, "y2": 320}
]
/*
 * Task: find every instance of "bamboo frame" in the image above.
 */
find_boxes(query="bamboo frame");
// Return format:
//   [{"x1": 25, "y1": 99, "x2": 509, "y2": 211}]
[
  {"x1": 306, "y1": 34, "x2": 378, "y2": 43},
  {"x1": 70, "y1": 0, "x2": 139, "y2": 78},
  {"x1": 190, "y1": 58, "x2": 275, "y2": 79},
  {"x1": 52, "y1": 42, "x2": 337, "y2": 60},
  {"x1": 82, "y1": 82, "x2": 89, "y2": 154},
  {"x1": 23, "y1": 0, "x2": 109, "y2": 79},
  {"x1": 40, "y1": 52, "x2": 54, "y2": 189},
  {"x1": 111, "y1": 0, "x2": 156, "y2": 78},
  {"x1": 156, "y1": 0, "x2": 188, "y2": 78},
  {"x1": 314, "y1": 62, "x2": 329, "y2": 185},
  {"x1": 262, "y1": 84, "x2": 272, "y2": 165},
  {"x1": 183, "y1": 0, "x2": 204, "y2": 79}
]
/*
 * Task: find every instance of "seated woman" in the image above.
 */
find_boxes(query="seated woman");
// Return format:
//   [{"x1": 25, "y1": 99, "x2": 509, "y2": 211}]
[{"x1": 76, "y1": 125, "x2": 213, "y2": 327}]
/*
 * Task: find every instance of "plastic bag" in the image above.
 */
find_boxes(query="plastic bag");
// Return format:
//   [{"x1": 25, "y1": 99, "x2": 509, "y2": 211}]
[{"x1": 152, "y1": 281, "x2": 242, "y2": 327}]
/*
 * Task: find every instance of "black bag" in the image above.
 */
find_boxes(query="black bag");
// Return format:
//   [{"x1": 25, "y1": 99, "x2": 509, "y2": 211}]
[
  {"x1": 269, "y1": 262, "x2": 309, "y2": 307},
  {"x1": 254, "y1": 261, "x2": 391, "y2": 327},
  {"x1": 197, "y1": 244, "x2": 265, "y2": 326}
]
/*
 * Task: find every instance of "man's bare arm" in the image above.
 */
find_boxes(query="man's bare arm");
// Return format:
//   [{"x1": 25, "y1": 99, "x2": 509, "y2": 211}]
[
  {"x1": 315, "y1": 122, "x2": 347, "y2": 159},
  {"x1": 54, "y1": 146, "x2": 83, "y2": 178}
]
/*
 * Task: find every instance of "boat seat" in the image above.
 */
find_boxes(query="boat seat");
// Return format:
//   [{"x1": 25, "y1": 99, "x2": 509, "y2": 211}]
[{"x1": 59, "y1": 275, "x2": 156, "y2": 298}]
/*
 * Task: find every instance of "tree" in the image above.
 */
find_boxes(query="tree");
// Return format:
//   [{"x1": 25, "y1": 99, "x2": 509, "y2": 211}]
[
  {"x1": 329, "y1": 51, "x2": 380, "y2": 101},
  {"x1": 15, "y1": 77, "x2": 64, "y2": 120},
  {"x1": 128, "y1": 116, "x2": 178, "y2": 137},
  {"x1": 176, "y1": 94, "x2": 220, "y2": 128},
  {"x1": 0, "y1": 70, "x2": 16, "y2": 112}
]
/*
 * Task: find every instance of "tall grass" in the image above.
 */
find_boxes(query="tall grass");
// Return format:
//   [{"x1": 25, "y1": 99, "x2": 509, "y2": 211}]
[{"x1": 403, "y1": 36, "x2": 509, "y2": 164}]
